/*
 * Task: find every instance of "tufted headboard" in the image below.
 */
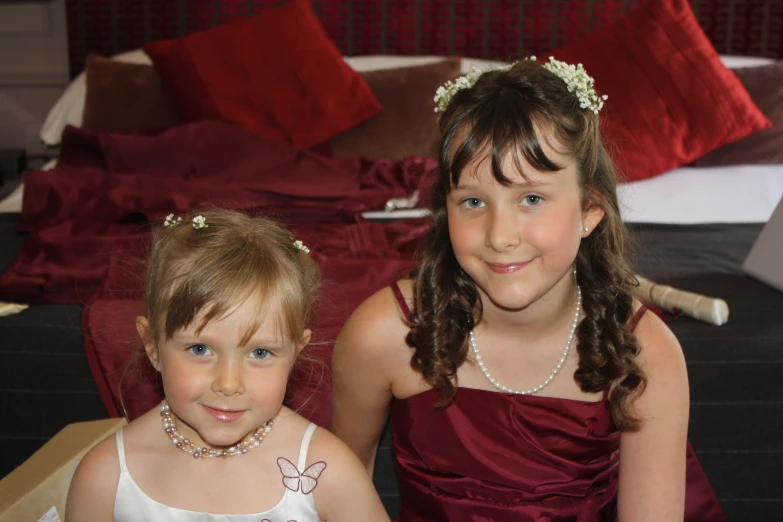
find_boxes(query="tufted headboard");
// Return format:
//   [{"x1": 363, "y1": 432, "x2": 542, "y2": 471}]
[{"x1": 65, "y1": 0, "x2": 781, "y2": 78}]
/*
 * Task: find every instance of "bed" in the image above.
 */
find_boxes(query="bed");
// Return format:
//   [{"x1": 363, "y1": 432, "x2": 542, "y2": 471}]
[{"x1": 1, "y1": 0, "x2": 782, "y2": 520}]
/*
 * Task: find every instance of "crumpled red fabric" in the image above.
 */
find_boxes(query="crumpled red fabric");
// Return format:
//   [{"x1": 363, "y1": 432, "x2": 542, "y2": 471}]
[{"x1": 0, "y1": 120, "x2": 436, "y2": 425}]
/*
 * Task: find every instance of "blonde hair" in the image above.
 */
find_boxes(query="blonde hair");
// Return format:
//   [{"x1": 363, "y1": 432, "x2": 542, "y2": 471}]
[{"x1": 142, "y1": 210, "x2": 320, "y2": 349}]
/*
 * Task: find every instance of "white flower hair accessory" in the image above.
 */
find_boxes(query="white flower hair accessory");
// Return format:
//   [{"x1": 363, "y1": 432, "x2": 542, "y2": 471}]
[
  {"x1": 163, "y1": 214, "x2": 182, "y2": 227},
  {"x1": 293, "y1": 240, "x2": 310, "y2": 255},
  {"x1": 433, "y1": 56, "x2": 607, "y2": 114},
  {"x1": 433, "y1": 67, "x2": 489, "y2": 113},
  {"x1": 192, "y1": 215, "x2": 208, "y2": 230},
  {"x1": 538, "y1": 56, "x2": 607, "y2": 114}
]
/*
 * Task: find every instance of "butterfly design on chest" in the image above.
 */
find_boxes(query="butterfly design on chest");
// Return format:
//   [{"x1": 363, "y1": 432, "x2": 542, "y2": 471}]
[{"x1": 276, "y1": 457, "x2": 327, "y2": 494}]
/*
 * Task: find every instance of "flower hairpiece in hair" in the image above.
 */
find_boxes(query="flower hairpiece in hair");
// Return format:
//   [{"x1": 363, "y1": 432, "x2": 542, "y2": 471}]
[
  {"x1": 433, "y1": 67, "x2": 491, "y2": 113},
  {"x1": 433, "y1": 56, "x2": 607, "y2": 114},
  {"x1": 537, "y1": 56, "x2": 607, "y2": 114},
  {"x1": 163, "y1": 214, "x2": 182, "y2": 227},
  {"x1": 293, "y1": 240, "x2": 310, "y2": 255},
  {"x1": 192, "y1": 215, "x2": 208, "y2": 230}
]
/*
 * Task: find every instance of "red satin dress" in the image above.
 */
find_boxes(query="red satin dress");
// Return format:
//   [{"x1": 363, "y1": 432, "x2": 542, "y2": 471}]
[{"x1": 389, "y1": 284, "x2": 727, "y2": 522}]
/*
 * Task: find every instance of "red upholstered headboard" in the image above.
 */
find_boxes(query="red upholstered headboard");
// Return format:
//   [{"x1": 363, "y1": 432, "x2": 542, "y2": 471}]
[{"x1": 65, "y1": 0, "x2": 782, "y2": 78}]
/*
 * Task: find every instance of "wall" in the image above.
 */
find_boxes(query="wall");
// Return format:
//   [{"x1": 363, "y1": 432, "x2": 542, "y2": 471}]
[{"x1": 0, "y1": 0, "x2": 69, "y2": 156}]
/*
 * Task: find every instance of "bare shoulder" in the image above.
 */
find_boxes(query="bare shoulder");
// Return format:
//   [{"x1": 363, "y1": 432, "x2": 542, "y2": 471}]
[
  {"x1": 340, "y1": 278, "x2": 411, "y2": 337},
  {"x1": 334, "y1": 278, "x2": 412, "y2": 365},
  {"x1": 65, "y1": 429, "x2": 121, "y2": 521},
  {"x1": 633, "y1": 305, "x2": 687, "y2": 378},
  {"x1": 625, "y1": 304, "x2": 690, "y2": 427},
  {"x1": 308, "y1": 426, "x2": 390, "y2": 521},
  {"x1": 307, "y1": 424, "x2": 365, "y2": 474},
  {"x1": 70, "y1": 431, "x2": 121, "y2": 490}
]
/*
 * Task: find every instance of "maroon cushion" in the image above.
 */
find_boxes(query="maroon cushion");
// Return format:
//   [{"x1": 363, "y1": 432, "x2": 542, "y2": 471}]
[
  {"x1": 552, "y1": 0, "x2": 771, "y2": 182},
  {"x1": 142, "y1": 0, "x2": 381, "y2": 149},
  {"x1": 82, "y1": 54, "x2": 180, "y2": 134},
  {"x1": 693, "y1": 62, "x2": 783, "y2": 166},
  {"x1": 331, "y1": 59, "x2": 463, "y2": 160}
]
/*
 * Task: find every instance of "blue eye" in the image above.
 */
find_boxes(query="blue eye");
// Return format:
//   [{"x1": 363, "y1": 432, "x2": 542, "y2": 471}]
[
  {"x1": 522, "y1": 195, "x2": 543, "y2": 207},
  {"x1": 462, "y1": 197, "x2": 485, "y2": 209},
  {"x1": 250, "y1": 348, "x2": 271, "y2": 360},
  {"x1": 188, "y1": 344, "x2": 211, "y2": 356}
]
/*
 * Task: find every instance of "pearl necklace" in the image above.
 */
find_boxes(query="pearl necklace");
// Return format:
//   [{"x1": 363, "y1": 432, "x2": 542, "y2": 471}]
[
  {"x1": 159, "y1": 400, "x2": 274, "y2": 459},
  {"x1": 470, "y1": 285, "x2": 582, "y2": 395}
]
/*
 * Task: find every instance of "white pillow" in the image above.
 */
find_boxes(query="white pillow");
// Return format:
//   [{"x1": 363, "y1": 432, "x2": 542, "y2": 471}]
[
  {"x1": 719, "y1": 55, "x2": 775, "y2": 69},
  {"x1": 463, "y1": 55, "x2": 777, "y2": 73},
  {"x1": 343, "y1": 55, "x2": 508, "y2": 74},
  {"x1": 39, "y1": 53, "x2": 777, "y2": 146},
  {"x1": 343, "y1": 55, "x2": 444, "y2": 72},
  {"x1": 39, "y1": 49, "x2": 152, "y2": 146},
  {"x1": 344, "y1": 54, "x2": 777, "y2": 75}
]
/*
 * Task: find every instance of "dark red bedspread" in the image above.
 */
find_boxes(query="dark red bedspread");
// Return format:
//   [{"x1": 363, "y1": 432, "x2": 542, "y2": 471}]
[{"x1": 0, "y1": 121, "x2": 436, "y2": 425}]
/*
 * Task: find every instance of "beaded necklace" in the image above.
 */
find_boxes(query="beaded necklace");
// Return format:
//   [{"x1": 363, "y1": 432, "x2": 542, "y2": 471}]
[{"x1": 159, "y1": 400, "x2": 274, "y2": 459}]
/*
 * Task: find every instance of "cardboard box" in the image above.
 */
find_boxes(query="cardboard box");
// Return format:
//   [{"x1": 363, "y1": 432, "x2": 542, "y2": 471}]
[{"x1": 0, "y1": 418, "x2": 126, "y2": 522}]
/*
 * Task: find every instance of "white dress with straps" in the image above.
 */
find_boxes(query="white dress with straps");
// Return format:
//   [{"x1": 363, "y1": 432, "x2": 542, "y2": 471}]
[{"x1": 113, "y1": 423, "x2": 322, "y2": 522}]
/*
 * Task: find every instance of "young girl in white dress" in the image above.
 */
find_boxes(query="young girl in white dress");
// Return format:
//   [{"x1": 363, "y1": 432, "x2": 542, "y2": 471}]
[{"x1": 66, "y1": 210, "x2": 390, "y2": 522}]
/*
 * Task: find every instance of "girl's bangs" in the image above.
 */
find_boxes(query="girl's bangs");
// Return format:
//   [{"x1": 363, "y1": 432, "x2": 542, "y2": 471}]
[
  {"x1": 192, "y1": 275, "x2": 302, "y2": 349},
  {"x1": 447, "y1": 110, "x2": 566, "y2": 190}
]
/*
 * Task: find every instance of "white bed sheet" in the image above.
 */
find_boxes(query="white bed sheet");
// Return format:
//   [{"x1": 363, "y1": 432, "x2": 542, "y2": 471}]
[{"x1": 618, "y1": 165, "x2": 783, "y2": 224}]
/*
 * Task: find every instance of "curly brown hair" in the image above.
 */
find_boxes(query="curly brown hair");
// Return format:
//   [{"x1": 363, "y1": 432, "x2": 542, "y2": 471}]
[{"x1": 407, "y1": 60, "x2": 646, "y2": 430}]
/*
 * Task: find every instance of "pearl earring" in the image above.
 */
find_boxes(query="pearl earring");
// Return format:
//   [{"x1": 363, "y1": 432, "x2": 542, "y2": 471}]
[{"x1": 584, "y1": 226, "x2": 589, "y2": 232}]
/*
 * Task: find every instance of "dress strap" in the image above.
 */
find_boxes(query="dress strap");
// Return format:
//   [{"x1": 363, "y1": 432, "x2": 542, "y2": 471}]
[
  {"x1": 628, "y1": 304, "x2": 649, "y2": 332},
  {"x1": 297, "y1": 423, "x2": 318, "y2": 470},
  {"x1": 114, "y1": 428, "x2": 128, "y2": 474},
  {"x1": 390, "y1": 281, "x2": 411, "y2": 320}
]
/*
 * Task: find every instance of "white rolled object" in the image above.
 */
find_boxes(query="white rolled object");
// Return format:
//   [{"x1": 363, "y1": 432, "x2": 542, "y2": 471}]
[
  {"x1": 0, "y1": 301, "x2": 28, "y2": 318},
  {"x1": 634, "y1": 276, "x2": 730, "y2": 326}
]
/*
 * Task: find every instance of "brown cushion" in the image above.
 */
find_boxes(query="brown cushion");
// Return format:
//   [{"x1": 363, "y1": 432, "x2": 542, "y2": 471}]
[
  {"x1": 693, "y1": 62, "x2": 783, "y2": 166},
  {"x1": 331, "y1": 59, "x2": 462, "y2": 160},
  {"x1": 82, "y1": 54, "x2": 180, "y2": 134}
]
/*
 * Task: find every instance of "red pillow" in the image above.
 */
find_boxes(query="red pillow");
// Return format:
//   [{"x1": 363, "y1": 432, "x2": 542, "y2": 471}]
[
  {"x1": 142, "y1": 0, "x2": 380, "y2": 149},
  {"x1": 551, "y1": 0, "x2": 771, "y2": 182}
]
